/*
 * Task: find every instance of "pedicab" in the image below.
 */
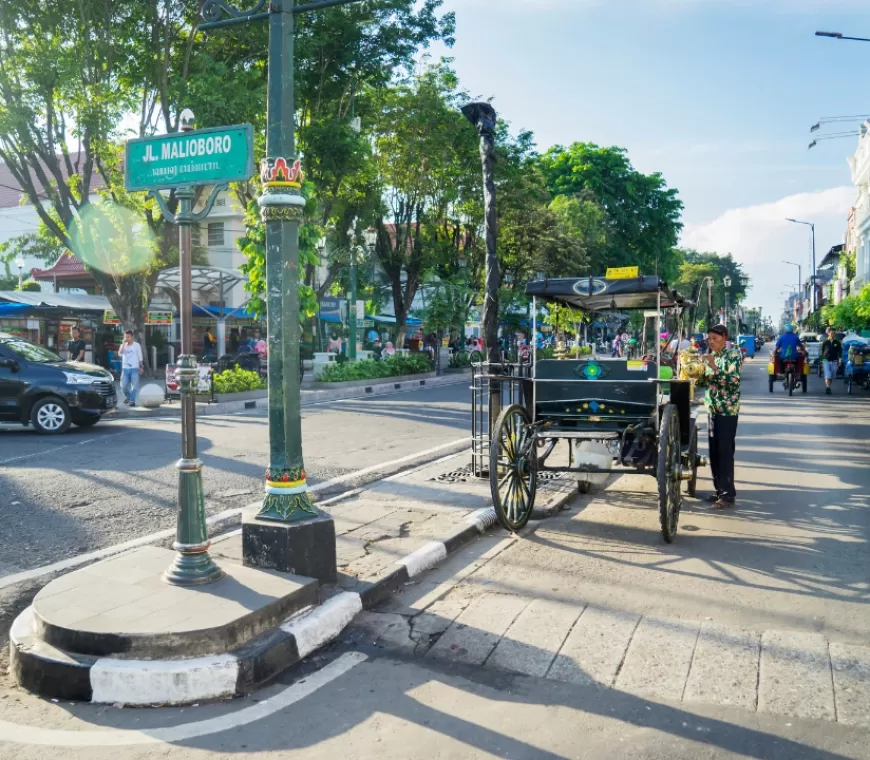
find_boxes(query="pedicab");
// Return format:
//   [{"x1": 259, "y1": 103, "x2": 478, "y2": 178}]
[
  {"x1": 767, "y1": 346, "x2": 808, "y2": 395},
  {"x1": 845, "y1": 342, "x2": 870, "y2": 394},
  {"x1": 488, "y1": 274, "x2": 704, "y2": 544}
]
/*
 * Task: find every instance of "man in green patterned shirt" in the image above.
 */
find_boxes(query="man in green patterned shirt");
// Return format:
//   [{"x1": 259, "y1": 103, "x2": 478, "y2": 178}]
[{"x1": 696, "y1": 324, "x2": 742, "y2": 508}]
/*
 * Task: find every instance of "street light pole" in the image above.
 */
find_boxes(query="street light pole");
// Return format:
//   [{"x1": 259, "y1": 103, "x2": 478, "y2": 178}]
[
  {"x1": 201, "y1": 0, "x2": 368, "y2": 525},
  {"x1": 785, "y1": 218, "x2": 816, "y2": 318},
  {"x1": 15, "y1": 257, "x2": 24, "y2": 290},
  {"x1": 347, "y1": 222, "x2": 358, "y2": 362},
  {"x1": 816, "y1": 30, "x2": 870, "y2": 43}
]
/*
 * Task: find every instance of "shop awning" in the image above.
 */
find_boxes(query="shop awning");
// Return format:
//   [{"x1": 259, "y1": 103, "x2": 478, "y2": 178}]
[
  {"x1": 0, "y1": 291, "x2": 110, "y2": 311},
  {"x1": 319, "y1": 313, "x2": 342, "y2": 324}
]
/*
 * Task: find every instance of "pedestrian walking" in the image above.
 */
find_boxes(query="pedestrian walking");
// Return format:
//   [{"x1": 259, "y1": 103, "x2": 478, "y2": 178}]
[
  {"x1": 118, "y1": 330, "x2": 144, "y2": 407},
  {"x1": 67, "y1": 326, "x2": 86, "y2": 362},
  {"x1": 697, "y1": 324, "x2": 742, "y2": 509},
  {"x1": 820, "y1": 326, "x2": 843, "y2": 395}
]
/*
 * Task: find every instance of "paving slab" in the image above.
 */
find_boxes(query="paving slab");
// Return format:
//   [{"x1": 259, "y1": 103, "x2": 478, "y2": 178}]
[
  {"x1": 486, "y1": 598, "x2": 581, "y2": 677},
  {"x1": 759, "y1": 630, "x2": 835, "y2": 721},
  {"x1": 614, "y1": 616, "x2": 701, "y2": 700},
  {"x1": 546, "y1": 606, "x2": 639, "y2": 687},
  {"x1": 830, "y1": 642, "x2": 870, "y2": 728},
  {"x1": 427, "y1": 593, "x2": 530, "y2": 666},
  {"x1": 683, "y1": 622, "x2": 761, "y2": 710}
]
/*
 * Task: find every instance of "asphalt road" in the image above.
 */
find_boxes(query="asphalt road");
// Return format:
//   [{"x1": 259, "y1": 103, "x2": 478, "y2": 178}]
[
  {"x1": 0, "y1": 382, "x2": 471, "y2": 578},
  {"x1": 2, "y1": 360, "x2": 870, "y2": 758}
]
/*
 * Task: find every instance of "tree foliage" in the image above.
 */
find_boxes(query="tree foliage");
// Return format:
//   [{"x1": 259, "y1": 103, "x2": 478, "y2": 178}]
[
  {"x1": 539, "y1": 143, "x2": 684, "y2": 280},
  {"x1": 673, "y1": 249, "x2": 750, "y2": 331}
]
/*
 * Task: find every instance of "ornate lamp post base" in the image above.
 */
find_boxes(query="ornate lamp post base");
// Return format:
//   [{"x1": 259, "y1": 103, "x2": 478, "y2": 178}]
[{"x1": 259, "y1": 468, "x2": 318, "y2": 522}]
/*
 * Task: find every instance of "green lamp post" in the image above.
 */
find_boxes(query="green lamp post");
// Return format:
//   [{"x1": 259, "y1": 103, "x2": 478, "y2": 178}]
[{"x1": 201, "y1": 0, "x2": 367, "y2": 523}]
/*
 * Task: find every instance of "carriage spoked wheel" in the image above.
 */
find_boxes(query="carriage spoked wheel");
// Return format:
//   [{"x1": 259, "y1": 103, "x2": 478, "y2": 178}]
[
  {"x1": 657, "y1": 404, "x2": 682, "y2": 544},
  {"x1": 490, "y1": 404, "x2": 538, "y2": 533}
]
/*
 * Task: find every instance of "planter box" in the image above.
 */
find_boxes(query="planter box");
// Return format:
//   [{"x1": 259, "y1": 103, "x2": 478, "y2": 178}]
[
  {"x1": 444, "y1": 366, "x2": 473, "y2": 375},
  {"x1": 196, "y1": 389, "x2": 268, "y2": 404},
  {"x1": 314, "y1": 371, "x2": 436, "y2": 390}
]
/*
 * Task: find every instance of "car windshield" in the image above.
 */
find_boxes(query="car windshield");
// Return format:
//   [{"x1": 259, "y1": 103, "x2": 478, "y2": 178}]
[{"x1": 1, "y1": 337, "x2": 62, "y2": 363}]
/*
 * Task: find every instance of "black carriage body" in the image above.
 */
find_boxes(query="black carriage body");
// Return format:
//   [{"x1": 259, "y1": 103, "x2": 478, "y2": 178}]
[{"x1": 486, "y1": 274, "x2": 698, "y2": 542}]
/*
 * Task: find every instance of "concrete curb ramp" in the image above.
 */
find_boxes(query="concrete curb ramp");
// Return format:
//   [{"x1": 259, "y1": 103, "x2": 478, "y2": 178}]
[{"x1": 8, "y1": 506, "x2": 508, "y2": 706}]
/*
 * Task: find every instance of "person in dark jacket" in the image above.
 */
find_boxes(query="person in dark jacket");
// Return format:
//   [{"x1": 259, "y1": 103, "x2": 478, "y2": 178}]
[{"x1": 820, "y1": 326, "x2": 843, "y2": 395}]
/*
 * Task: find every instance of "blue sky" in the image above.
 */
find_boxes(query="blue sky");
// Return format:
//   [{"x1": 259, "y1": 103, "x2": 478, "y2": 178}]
[{"x1": 438, "y1": 0, "x2": 869, "y2": 320}]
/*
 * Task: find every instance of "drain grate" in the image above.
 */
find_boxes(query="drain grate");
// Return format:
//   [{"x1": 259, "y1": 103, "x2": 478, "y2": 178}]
[
  {"x1": 431, "y1": 463, "x2": 475, "y2": 484},
  {"x1": 431, "y1": 463, "x2": 565, "y2": 484}
]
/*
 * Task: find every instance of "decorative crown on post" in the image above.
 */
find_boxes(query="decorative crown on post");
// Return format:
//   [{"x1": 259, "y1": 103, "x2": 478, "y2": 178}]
[{"x1": 260, "y1": 157, "x2": 303, "y2": 188}]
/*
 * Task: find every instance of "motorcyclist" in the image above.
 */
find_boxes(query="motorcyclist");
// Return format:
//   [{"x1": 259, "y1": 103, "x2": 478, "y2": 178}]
[{"x1": 775, "y1": 324, "x2": 804, "y2": 361}]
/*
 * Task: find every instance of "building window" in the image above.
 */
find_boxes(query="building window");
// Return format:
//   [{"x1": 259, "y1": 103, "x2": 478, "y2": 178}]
[{"x1": 208, "y1": 222, "x2": 224, "y2": 247}]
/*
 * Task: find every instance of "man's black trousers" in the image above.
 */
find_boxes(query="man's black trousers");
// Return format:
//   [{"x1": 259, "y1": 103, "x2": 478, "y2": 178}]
[{"x1": 708, "y1": 414, "x2": 738, "y2": 502}]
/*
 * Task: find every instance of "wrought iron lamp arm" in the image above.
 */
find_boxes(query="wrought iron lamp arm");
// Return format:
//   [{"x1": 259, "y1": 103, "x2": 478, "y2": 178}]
[
  {"x1": 147, "y1": 184, "x2": 228, "y2": 225},
  {"x1": 200, "y1": 0, "x2": 269, "y2": 29},
  {"x1": 200, "y1": 0, "x2": 365, "y2": 30}
]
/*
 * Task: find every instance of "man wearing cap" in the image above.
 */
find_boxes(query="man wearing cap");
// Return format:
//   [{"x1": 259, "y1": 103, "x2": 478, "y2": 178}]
[{"x1": 697, "y1": 324, "x2": 743, "y2": 509}]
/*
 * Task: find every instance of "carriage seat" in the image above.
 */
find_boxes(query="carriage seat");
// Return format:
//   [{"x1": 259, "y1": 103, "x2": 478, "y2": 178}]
[{"x1": 534, "y1": 358, "x2": 659, "y2": 431}]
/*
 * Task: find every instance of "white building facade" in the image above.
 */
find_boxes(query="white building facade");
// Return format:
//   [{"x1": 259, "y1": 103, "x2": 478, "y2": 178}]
[{"x1": 847, "y1": 121, "x2": 870, "y2": 291}]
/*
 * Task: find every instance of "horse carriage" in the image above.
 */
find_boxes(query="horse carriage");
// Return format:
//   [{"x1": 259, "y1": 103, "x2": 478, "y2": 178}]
[{"x1": 488, "y1": 275, "x2": 704, "y2": 544}]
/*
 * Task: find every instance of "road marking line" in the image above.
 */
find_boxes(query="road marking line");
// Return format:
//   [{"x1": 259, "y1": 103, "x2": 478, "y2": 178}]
[
  {"x1": 0, "y1": 431, "x2": 129, "y2": 465},
  {"x1": 0, "y1": 438, "x2": 469, "y2": 590},
  {"x1": 0, "y1": 652, "x2": 367, "y2": 747}
]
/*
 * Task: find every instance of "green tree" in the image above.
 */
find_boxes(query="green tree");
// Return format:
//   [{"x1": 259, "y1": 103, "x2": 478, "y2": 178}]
[
  {"x1": 539, "y1": 143, "x2": 684, "y2": 279},
  {"x1": 673, "y1": 249, "x2": 750, "y2": 331},
  {"x1": 0, "y1": 0, "x2": 261, "y2": 354},
  {"x1": 234, "y1": 1, "x2": 455, "y2": 316},
  {"x1": 369, "y1": 61, "x2": 478, "y2": 347}
]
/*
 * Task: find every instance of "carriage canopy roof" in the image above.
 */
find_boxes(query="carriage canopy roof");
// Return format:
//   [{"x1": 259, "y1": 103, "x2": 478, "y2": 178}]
[{"x1": 525, "y1": 276, "x2": 691, "y2": 312}]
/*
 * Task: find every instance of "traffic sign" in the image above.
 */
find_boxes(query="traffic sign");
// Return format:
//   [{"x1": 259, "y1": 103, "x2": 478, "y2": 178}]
[{"x1": 125, "y1": 125, "x2": 254, "y2": 192}]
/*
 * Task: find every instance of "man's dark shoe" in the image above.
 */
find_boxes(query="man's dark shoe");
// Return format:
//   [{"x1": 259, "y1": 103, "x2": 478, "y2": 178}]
[
  {"x1": 702, "y1": 493, "x2": 720, "y2": 503},
  {"x1": 826, "y1": 387, "x2": 832, "y2": 395},
  {"x1": 711, "y1": 498, "x2": 735, "y2": 510}
]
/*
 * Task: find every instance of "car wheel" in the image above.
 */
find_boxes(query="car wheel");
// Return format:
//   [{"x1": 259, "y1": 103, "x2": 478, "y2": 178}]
[{"x1": 30, "y1": 397, "x2": 71, "y2": 435}]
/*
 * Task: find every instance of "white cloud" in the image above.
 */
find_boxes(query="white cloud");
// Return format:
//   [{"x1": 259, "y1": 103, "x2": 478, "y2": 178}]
[{"x1": 681, "y1": 186, "x2": 855, "y2": 322}]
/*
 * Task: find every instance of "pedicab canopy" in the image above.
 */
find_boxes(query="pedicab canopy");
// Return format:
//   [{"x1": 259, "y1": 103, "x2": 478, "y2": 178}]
[{"x1": 525, "y1": 276, "x2": 692, "y2": 313}]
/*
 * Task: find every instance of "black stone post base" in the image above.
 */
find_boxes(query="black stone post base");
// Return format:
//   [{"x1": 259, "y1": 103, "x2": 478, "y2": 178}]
[{"x1": 242, "y1": 508, "x2": 337, "y2": 584}]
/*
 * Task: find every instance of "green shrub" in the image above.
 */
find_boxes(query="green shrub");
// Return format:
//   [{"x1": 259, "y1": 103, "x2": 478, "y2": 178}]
[
  {"x1": 212, "y1": 366, "x2": 266, "y2": 394},
  {"x1": 318, "y1": 353, "x2": 433, "y2": 382}
]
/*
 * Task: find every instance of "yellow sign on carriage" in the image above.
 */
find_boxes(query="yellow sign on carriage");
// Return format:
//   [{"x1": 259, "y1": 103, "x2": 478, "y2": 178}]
[{"x1": 606, "y1": 266, "x2": 640, "y2": 279}]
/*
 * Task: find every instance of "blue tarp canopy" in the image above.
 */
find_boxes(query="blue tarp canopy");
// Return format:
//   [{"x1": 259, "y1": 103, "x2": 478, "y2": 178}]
[
  {"x1": 319, "y1": 313, "x2": 342, "y2": 324},
  {"x1": 0, "y1": 303, "x2": 31, "y2": 317}
]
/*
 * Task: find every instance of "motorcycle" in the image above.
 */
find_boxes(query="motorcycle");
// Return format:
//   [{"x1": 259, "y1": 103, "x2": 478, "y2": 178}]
[{"x1": 768, "y1": 348, "x2": 808, "y2": 396}]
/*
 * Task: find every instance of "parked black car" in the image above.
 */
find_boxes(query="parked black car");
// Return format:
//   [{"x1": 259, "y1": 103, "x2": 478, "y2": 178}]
[{"x1": 0, "y1": 333, "x2": 116, "y2": 434}]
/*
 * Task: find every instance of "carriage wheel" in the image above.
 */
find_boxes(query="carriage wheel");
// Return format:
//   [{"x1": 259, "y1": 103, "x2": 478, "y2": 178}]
[
  {"x1": 685, "y1": 418, "x2": 698, "y2": 498},
  {"x1": 657, "y1": 404, "x2": 682, "y2": 543},
  {"x1": 490, "y1": 404, "x2": 538, "y2": 532}
]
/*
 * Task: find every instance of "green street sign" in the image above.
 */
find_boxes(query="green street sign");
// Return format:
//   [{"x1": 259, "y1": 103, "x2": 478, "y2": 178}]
[{"x1": 125, "y1": 124, "x2": 254, "y2": 192}]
